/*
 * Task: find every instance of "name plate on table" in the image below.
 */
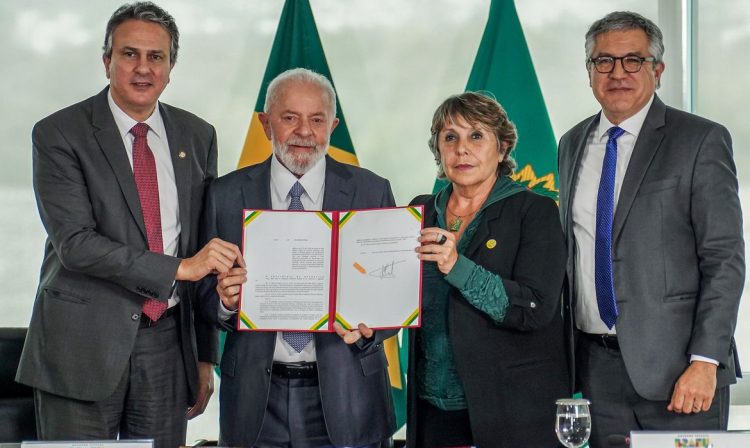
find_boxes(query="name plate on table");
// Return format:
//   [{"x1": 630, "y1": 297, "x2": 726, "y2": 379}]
[
  {"x1": 22, "y1": 441, "x2": 153, "y2": 448},
  {"x1": 631, "y1": 431, "x2": 750, "y2": 447}
]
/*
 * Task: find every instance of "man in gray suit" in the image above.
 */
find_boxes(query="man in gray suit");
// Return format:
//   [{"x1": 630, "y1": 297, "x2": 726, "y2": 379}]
[
  {"x1": 17, "y1": 3, "x2": 243, "y2": 447},
  {"x1": 558, "y1": 11, "x2": 744, "y2": 446},
  {"x1": 198, "y1": 68, "x2": 396, "y2": 447}
]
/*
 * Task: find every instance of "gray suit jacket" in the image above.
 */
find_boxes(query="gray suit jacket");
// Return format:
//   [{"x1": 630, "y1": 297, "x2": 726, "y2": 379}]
[
  {"x1": 198, "y1": 156, "x2": 397, "y2": 447},
  {"x1": 558, "y1": 95, "x2": 744, "y2": 401},
  {"x1": 17, "y1": 87, "x2": 220, "y2": 404}
]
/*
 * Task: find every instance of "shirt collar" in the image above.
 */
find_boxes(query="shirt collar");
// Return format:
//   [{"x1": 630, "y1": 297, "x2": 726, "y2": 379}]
[
  {"x1": 595, "y1": 94, "x2": 654, "y2": 141},
  {"x1": 107, "y1": 89, "x2": 166, "y2": 140},
  {"x1": 270, "y1": 154, "x2": 327, "y2": 207}
]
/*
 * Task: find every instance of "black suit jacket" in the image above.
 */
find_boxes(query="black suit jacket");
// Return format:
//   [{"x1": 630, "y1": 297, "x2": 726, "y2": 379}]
[
  {"x1": 558, "y1": 95, "x2": 744, "y2": 400},
  {"x1": 17, "y1": 87, "x2": 219, "y2": 404},
  {"x1": 407, "y1": 188, "x2": 569, "y2": 448},
  {"x1": 198, "y1": 156, "x2": 397, "y2": 447}
]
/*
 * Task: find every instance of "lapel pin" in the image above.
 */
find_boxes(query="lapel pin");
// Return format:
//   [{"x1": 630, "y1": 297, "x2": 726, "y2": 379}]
[
  {"x1": 178, "y1": 151, "x2": 187, "y2": 159},
  {"x1": 486, "y1": 239, "x2": 497, "y2": 249}
]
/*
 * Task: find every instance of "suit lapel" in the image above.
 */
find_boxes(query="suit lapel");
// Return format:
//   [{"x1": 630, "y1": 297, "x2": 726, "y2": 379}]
[
  {"x1": 161, "y1": 104, "x2": 192, "y2": 256},
  {"x1": 92, "y1": 88, "x2": 148, "y2": 241},
  {"x1": 465, "y1": 201, "x2": 506, "y2": 259},
  {"x1": 241, "y1": 158, "x2": 273, "y2": 210},
  {"x1": 612, "y1": 97, "x2": 666, "y2": 243},
  {"x1": 322, "y1": 156, "x2": 354, "y2": 211}
]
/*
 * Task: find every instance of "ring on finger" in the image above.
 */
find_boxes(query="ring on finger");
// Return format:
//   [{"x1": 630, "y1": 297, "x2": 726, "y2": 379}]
[{"x1": 436, "y1": 234, "x2": 447, "y2": 245}]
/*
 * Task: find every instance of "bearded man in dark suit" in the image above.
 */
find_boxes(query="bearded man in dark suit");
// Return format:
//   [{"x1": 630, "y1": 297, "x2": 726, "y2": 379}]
[{"x1": 198, "y1": 68, "x2": 397, "y2": 448}]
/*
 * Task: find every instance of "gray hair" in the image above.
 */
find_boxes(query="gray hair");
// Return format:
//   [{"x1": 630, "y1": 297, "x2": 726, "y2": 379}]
[
  {"x1": 264, "y1": 68, "x2": 337, "y2": 118},
  {"x1": 103, "y1": 2, "x2": 179, "y2": 64},
  {"x1": 585, "y1": 11, "x2": 664, "y2": 87}
]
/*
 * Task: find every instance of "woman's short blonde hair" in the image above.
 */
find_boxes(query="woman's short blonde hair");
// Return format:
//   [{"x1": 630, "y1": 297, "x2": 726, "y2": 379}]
[{"x1": 428, "y1": 91, "x2": 517, "y2": 180}]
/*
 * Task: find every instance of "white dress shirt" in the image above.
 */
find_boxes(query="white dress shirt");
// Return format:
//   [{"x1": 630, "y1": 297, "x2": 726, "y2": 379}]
[
  {"x1": 219, "y1": 154, "x2": 327, "y2": 362},
  {"x1": 571, "y1": 96, "x2": 653, "y2": 335},
  {"x1": 108, "y1": 91, "x2": 180, "y2": 307}
]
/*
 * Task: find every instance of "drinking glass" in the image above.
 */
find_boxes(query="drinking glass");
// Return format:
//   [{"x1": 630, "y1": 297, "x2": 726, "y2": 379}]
[{"x1": 555, "y1": 398, "x2": 591, "y2": 448}]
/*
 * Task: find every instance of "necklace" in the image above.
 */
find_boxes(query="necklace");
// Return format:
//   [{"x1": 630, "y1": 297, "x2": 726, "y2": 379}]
[{"x1": 447, "y1": 202, "x2": 482, "y2": 232}]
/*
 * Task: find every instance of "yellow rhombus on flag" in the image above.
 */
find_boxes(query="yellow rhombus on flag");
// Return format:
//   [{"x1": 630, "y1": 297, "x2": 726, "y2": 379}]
[{"x1": 235, "y1": 0, "x2": 409, "y2": 431}]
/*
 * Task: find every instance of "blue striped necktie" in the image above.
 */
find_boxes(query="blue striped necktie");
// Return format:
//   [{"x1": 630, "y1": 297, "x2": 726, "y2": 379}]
[
  {"x1": 594, "y1": 126, "x2": 625, "y2": 329},
  {"x1": 282, "y1": 181, "x2": 314, "y2": 352}
]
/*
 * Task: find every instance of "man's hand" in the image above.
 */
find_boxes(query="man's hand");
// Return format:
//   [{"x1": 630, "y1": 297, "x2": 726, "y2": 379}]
[
  {"x1": 216, "y1": 267, "x2": 247, "y2": 311},
  {"x1": 187, "y1": 362, "x2": 215, "y2": 419},
  {"x1": 176, "y1": 238, "x2": 244, "y2": 281},
  {"x1": 333, "y1": 322, "x2": 374, "y2": 345},
  {"x1": 667, "y1": 361, "x2": 718, "y2": 414}
]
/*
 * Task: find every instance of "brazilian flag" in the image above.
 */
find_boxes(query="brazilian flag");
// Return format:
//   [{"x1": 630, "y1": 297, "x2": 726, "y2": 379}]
[{"x1": 434, "y1": 0, "x2": 558, "y2": 198}]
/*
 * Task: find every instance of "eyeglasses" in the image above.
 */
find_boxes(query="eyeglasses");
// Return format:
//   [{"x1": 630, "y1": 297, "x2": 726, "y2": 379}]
[{"x1": 587, "y1": 55, "x2": 656, "y2": 74}]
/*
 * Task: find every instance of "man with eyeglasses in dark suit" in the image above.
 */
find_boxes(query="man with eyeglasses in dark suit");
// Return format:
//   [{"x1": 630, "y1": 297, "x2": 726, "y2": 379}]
[{"x1": 558, "y1": 11, "x2": 744, "y2": 447}]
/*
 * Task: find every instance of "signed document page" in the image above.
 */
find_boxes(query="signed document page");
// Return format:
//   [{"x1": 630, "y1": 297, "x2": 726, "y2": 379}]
[
  {"x1": 239, "y1": 210, "x2": 334, "y2": 331},
  {"x1": 335, "y1": 207, "x2": 423, "y2": 329}
]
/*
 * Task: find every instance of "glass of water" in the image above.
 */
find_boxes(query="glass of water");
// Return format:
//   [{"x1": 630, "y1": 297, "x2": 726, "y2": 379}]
[{"x1": 555, "y1": 398, "x2": 591, "y2": 448}]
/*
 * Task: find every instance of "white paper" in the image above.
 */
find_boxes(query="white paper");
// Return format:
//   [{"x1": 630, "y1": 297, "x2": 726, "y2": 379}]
[
  {"x1": 22, "y1": 441, "x2": 153, "y2": 448},
  {"x1": 240, "y1": 210, "x2": 333, "y2": 331},
  {"x1": 335, "y1": 207, "x2": 422, "y2": 329},
  {"x1": 238, "y1": 207, "x2": 422, "y2": 331},
  {"x1": 630, "y1": 430, "x2": 750, "y2": 447}
]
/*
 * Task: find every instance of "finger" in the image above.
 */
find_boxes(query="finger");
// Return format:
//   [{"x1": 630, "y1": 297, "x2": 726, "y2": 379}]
[
  {"x1": 668, "y1": 390, "x2": 683, "y2": 413},
  {"x1": 205, "y1": 250, "x2": 234, "y2": 274},
  {"x1": 332, "y1": 322, "x2": 348, "y2": 338},
  {"x1": 218, "y1": 275, "x2": 247, "y2": 289},
  {"x1": 358, "y1": 323, "x2": 374, "y2": 339},
  {"x1": 702, "y1": 397, "x2": 713, "y2": 411},
  {"x1": 220, "y1": 285, "x2": 240, "y2": 298},
  {"x1": 344, "y1": 330, "x2": 361, "y2": 344},
  {"x1": 420, "y1": 227, "x2": 442, "y2": 235},
  {"x1": 204, "y1": 240, "x2": 242, "y2": 266},
  {"x1": 681, "y1": 396, "x2": 696, "y2": 414},
  {"x1": 415, "y1": 244, "x2": 446, "y2": 255},
  {"x1": 212, "y1": 245, "x2": 243, "y2": 269},
  {"x1": 225, "y1": 267, "x2": 248, "y2": 276},
  {"x1": 212, "y1": 239, "x2": 246, "y2": 267}
]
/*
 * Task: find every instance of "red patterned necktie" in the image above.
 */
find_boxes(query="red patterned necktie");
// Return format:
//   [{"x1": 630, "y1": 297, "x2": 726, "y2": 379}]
[{"x1": 131, "y1": 122, "x2": 168, "y2": 322}]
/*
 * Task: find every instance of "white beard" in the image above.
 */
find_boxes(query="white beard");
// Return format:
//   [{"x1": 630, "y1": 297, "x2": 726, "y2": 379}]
[{"x1": 271, "y1": 134, "x2": 328, "y2": 175}]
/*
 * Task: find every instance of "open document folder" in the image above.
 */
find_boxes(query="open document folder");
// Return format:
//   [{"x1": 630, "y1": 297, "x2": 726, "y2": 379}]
[{"x1": 238, "y1": 206, "x2": 423, "y2": 332}]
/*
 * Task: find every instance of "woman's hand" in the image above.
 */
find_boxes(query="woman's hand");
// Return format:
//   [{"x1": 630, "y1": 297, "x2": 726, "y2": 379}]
[{"x1": 417, "y1": 227, "x2": 458, "y2": 274}]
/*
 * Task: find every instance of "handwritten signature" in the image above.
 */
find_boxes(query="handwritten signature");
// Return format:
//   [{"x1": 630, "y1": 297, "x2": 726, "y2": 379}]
[{"x1": 369, "y1": 259, "x2": 406, "y2": 279}]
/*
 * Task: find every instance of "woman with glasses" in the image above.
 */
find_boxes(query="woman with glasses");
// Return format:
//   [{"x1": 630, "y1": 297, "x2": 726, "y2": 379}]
[{"x1": 407, "y1": 92, "x2": 569, "y2": 447}]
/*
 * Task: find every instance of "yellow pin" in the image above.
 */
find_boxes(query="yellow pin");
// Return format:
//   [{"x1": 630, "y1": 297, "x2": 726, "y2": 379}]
[
  {"x1": 178, "y1": 151, "x2": 187, "y2": 159},
  {"x1": 486, "y1": 239, "x2": 497, "y2": 249}
]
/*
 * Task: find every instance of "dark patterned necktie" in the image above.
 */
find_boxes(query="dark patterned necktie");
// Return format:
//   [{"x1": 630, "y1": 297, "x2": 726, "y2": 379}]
[
  {"x1": 131, "y1": 123, "x2": 168, "y2": 322},
  {"x1": 282, "y1": 181, "x2": 314, "y2": 352},
  {"x1": 594, "y1": 126, "x2": 626, "y2": 329}
]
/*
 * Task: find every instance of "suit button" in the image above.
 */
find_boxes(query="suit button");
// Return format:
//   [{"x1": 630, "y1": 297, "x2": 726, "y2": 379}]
[
  {"x1": 266, "y1": 368, "x2": 271, "y2": 375},
  {"x1": 131, "y1": 313, "x2": 140, "y2": 321},
  {"x1": 530, "y1": 302, "x2": 537, "y2": 309}
]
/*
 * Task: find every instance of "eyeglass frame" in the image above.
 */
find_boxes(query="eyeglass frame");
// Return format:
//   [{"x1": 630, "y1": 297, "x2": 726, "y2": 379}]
[{"x1": 587, "y1": 55, "x2": 657, "y2": 74}]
